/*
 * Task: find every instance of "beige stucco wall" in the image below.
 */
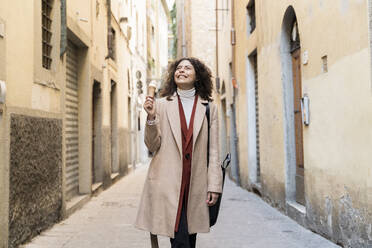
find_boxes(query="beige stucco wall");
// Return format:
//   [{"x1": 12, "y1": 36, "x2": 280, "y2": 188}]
[
  {"x1": 0, "y1": 0, "x2": 163, "y2": 245},
  {"x1": 233, "y1": 0, "x2": 256, "y2": 189},
  {"x1": 190, "y1": 0, "x2": 216, "y2": 77},
  {"x1": 216, "y1": 0, "x2": 233, "y2": 160},
  {"x1": 233, "y1": 0, "x2": 372, "y2": 245},
  {"x1": 1, "y1": 0, "x2": 63, "y2": 113}
]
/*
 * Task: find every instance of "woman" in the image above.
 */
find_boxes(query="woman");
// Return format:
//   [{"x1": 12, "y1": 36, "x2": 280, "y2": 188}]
[{"x1": 135, "y1": 57, "x2": 222, "y2": 248}]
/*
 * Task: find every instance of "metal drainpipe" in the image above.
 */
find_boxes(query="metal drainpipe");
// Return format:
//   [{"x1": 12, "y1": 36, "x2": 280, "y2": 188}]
[
  {"x1": 215, "y1": 0, "x2": 220, "y2": 91},
  {"x1": 181, "y1": 0, "x2": 186, "y2": 57},
  {"x1": 230, "y1": 0, "x2": 240, "y2": 185}
]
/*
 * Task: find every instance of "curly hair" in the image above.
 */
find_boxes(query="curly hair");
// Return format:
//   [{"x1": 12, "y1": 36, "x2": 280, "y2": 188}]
[{"x1": 160, "y1": 57, "x2": 213, "y2": 101}]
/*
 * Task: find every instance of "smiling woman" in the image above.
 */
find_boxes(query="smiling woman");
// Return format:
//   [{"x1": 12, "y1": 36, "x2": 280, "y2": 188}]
[
  {"x1": 135, "y1": 57, "x2": 222, "y2": 248},
  {"x1": 174, "y1": 60, "x2": 196, "y2": 90},
  {"x1": 161, "y1": 57, "x2": 213, "y2": 101}
]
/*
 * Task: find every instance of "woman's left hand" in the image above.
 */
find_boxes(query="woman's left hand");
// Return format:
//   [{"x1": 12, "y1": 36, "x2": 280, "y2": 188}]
[{"x1": 206, "y1": 192, "x2": 220, "y2": 206}]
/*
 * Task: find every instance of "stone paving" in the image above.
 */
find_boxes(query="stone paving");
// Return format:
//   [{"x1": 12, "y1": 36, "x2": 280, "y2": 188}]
[{"x1": 22, "y1": 162, "x2": 340, "y2": 248}]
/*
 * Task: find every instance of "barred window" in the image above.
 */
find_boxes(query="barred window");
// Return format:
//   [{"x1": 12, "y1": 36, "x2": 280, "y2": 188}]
[
  {"x1": 42, "y1": 0, "x2": 53, "y2": 69},
  {"x1": 109, "y1": 28, "x2": 116, "y2": 61}
]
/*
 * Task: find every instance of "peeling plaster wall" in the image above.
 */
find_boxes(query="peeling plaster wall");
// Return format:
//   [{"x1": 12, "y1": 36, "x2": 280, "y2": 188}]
[
  {"x1": 307, "y1": 190, "x2": 372, "y2": 247},
  {"x1": 8, "y1": 114, "x2": 62, "y2": 248}
]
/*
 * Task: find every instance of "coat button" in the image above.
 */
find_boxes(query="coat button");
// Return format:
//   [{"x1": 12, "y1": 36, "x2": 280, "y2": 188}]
[{"x1": 185, "y1": 153, "x2": 190, "y2": 160}]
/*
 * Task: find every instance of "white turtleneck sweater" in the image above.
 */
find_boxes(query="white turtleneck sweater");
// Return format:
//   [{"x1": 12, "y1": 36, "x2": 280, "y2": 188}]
[{"x1": 177, "y1": 87, "x2": 195, "y2": 128}]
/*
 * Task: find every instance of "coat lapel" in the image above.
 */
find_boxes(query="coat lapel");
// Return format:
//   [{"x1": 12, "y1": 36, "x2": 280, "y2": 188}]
[
  {"x1": 192, "y1": 97, "x2": 207, "y2": 150},
  {"x1": 166, "y1": 95, "x2": 183, "y2": 157}
]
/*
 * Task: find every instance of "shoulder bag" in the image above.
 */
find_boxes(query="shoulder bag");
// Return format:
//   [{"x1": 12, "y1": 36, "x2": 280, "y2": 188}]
[{"x1": 205, "y1": 102, "x2": 231, "y2": 227}]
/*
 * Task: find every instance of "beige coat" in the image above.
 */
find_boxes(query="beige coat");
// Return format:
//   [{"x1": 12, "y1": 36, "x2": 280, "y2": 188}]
[{"x1": 134, "y1": 95, "x2": 222, "y2": 238}]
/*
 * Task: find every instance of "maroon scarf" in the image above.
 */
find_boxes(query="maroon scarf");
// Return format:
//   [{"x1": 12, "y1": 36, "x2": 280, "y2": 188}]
[{"x1": 174, "y1": 94, "x2": 198, "y2": 232}]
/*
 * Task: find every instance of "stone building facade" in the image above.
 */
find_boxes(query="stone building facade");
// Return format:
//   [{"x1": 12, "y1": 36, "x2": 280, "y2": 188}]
[
  {"x1": 0, "y1": 0, "x2": 169, "y2": 247},
  {"x1": 175, "y1": 0, "x2": 240, "y2": 184},
  {"x1": 143, "y1": 0, "x2": 171, "y2": 156},
  {"x1": 176, "y1": 0, "x2": 372, "y2": 246}
]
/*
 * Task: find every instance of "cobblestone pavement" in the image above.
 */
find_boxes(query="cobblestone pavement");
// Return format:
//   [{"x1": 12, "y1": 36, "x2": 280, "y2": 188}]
[{"x1": 23, "y1": 162, "x2": 339, "y2": 248}]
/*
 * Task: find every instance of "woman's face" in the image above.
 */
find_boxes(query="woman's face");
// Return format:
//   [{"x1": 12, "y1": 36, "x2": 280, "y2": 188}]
[{"x1": 174, "y1": 60, "x2": 196, "y2": 90}]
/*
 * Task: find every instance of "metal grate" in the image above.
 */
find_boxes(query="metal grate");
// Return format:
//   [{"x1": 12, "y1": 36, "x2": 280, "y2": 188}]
[
  {"x1": 251, "y1": 53, "x2": 260, "y2": 182},
  {"x1": 254, "y1": 58, "x2": 260, "y2": 182},
  {"x1": 65, "y1": 40, "x2": 79, "y2": 200},
  {"x1": 42, "y1": 0, "x2": 53, "y2": 69}
]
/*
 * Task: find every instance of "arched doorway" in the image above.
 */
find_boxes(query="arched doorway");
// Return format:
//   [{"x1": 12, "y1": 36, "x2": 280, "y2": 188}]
[{"x1": 280, "y1": 6, "x2": 305, "y2": 206}]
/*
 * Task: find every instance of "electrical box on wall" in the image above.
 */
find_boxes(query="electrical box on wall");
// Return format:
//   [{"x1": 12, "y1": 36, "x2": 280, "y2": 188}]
[
  {"x1": 0, "y1": 80, "x2": 5, "y2": 122},
  {"x1": 0, "y1": 23, "x2": 4, "y2": 38},
  {"x1": 0, "y1": 80, "x2": 5, "y2": 104},
  {"x1": 302, "y1": 50, "x2": 308, "y2": 65},
  {"x1": 301, "y1": 94, "x2": 310, "y2": 126}
]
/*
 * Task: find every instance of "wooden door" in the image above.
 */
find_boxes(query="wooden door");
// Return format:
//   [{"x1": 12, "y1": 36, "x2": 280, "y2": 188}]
[{"x1": 291, "y1": 48, "x2": 305, "y2": 205}]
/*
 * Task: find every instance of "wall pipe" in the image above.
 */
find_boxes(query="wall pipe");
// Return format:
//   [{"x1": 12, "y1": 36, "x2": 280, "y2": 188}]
[{"x1": 215, "y1": 0, "x2": 220, "y2": 91}]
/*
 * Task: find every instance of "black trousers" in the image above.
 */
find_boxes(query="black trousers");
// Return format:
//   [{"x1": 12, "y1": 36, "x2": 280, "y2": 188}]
[{"x1": 170, "y1": 202, "x2": 197, "y2": 248}]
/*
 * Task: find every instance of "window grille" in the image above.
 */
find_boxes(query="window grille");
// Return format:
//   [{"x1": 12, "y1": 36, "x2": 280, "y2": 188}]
[{"x1": 42, "y1": 0, "x2": 53, "y2": 69}]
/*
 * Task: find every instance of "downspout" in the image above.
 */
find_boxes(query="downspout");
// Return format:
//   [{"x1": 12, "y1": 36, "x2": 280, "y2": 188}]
[
  {"x1": 181, "y1": 0, "x2": 186, "y2": 57},
  {"x1": 231, "y1": 0, "x2": 235, "y2": 76}
]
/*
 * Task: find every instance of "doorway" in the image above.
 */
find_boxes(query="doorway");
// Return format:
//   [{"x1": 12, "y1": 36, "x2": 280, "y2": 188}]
[
  {"x1": 110, "y1": 80, "x2": 119, "y2": 174},
  {"x1": 292, "y1": 45, "x2": 305, "y2": 205},
  {"x1": 92, "y1": 81, "x2": 102, "y2": 184},
  {"x1": 65, "y1": 40, "x2": 80, "y2": 200},
  {"x1": 280, "y1": 6, "x2": 305, "y2": 206},
  {"x1": 246, "y1": 50, "x2": 260, "y2": 185}
]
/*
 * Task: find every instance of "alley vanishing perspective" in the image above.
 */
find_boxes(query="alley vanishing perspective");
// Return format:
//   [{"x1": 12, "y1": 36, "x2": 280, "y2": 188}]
[
  {"x1": 22, "y1": 163, "x2": 338, "y2": 248},
  {"x1": 2, "y1": 0, "x2": 372, "y2": 247}
]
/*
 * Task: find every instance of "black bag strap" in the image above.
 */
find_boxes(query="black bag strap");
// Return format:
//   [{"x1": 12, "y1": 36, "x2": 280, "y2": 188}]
[{"x1": 205, "y1": 102, "x2": 210, "y2": 168}]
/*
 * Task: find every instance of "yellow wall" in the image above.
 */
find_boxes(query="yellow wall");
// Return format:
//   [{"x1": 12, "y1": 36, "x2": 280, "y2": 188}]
[
  {"x1": 4, "y1": 0, "x2": 63, "y2": 113},
  {"x1": 232, "y1": 0, "x2": 372, "y2": 244}
]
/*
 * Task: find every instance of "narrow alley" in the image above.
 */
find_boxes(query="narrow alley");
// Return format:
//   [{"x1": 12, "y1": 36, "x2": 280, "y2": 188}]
[{"x1": 22, "y1": 163, "x2": 339, "y2": 248}]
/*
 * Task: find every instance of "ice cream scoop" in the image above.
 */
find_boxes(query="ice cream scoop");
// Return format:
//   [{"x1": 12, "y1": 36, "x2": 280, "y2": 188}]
[{"x1": 147, "y1": 81, "x2": 157, "y2": 98}]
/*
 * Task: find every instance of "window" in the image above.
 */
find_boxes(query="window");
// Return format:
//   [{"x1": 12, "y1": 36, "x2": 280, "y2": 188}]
[
  {"x1": 109, "y1": 28, "x2": 116, "y2": 61},
  {"x1": 42, "y1": 0, "x2": 53, "y2": 69},
  {"x1": 322, "y1": 55, "x2": 328, "y2": 73},
  {"x1": 290, "y1": 21, "x2": 300, "y2": 52},
  {"x1": 246, "y1": 0, "x2": 256, "y2": 35}
]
